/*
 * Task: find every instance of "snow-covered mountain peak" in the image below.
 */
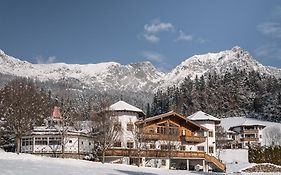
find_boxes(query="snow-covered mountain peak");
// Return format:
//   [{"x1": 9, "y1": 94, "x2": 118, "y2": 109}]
[
  {"x1": 0, "y1": 49, "x2": 4, "y2": 55},
  {"x1": 163, "y1": 46, "x2": 281, "y2": 87},
  {"x1": 231, "y1": 45, "x2": 243, "y2": 52},
  {"x1": 0, "y1": 46, "x2": 280, "y2": 93}
]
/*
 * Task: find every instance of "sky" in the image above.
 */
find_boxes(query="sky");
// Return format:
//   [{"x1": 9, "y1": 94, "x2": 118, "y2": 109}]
[{"x1": 0, "y1": 0, "x2": 281, "y2": 71}]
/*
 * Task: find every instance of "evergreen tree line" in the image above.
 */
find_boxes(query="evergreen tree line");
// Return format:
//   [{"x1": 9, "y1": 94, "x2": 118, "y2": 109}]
[
  {"x1": 150, "y1": 69, "x2": 281, "y2": 122},
  {"x1": 249, "y1": 145, "x2": 281, "y2": 165}
]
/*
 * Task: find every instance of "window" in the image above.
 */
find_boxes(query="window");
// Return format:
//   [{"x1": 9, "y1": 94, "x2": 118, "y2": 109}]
[
  {"x1": 160, "y1": 145, "x2": 168, "y2": 150},
  {"x1": 81, "y1": 141, "x2": 83, "y2": 145},
  {"x1": 157, "y1": 127, "x2": 166, "y2": 134},
  {"x1": 197, "y1": 146, "x2": 205, "y2": 152},
  {"x1": 114, "y1": 122, "x2": 122, "y2": 131},
  {"x1": 170, "y1": 145, "x2": 176, "y2": 150},
  {"x1": 49, "y1": 137, "x2": 61, "y2": 145},
  {"x1": 161, "y1": 159, "x2": 166, "y2": 166},
  {"x1": 113, "y1": 142, "x2": 121, "y2": 147},
  {"x1": 22, "y1": 138, "x2": 33, "y2": 146},
  {"x1": 180, "y1": 145, "x2": 185, "y2": 151},
  {"x1": 89, "y1": 142, "x2": 91, "y2": 146},
  {"x1": 69, "y1": 140, "x2": 72, "y2": 143},
  {"x1": 160, "y1": 144, "x2": 175, "y2": 150},
  {"x1": 127, "y1": 142, "x2": 134, "y2": 148},
  {"x1": 260, "y1": 135, "x2": 262, "y2": 139},
  {"x1": 209, "y1": 146, "x2": 214, "y2": 153},
  {"x1": 208, "y1": 131, "x2": 214, "y2": 137},
  {"x1": 169, "y1": 128, "x2": 179, "y2": 135},
  {"x1": 127, "y1": 123, "x2": 134, "y2": 131},
  {"x1": 35, "y1": 137, "x2": 47, "y2": 145},
  {"x1": 149, "y1": 144, "x2": 156, "y2": 149}
]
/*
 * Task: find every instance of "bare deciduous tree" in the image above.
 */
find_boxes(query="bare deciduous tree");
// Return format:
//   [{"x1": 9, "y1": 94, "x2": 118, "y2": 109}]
[
  {"x1": 0, "y1": 78, "x2": 50, "y2": 154},
  {"x1": 91, "y1": 100, "x2": 120, "y2": 163}
]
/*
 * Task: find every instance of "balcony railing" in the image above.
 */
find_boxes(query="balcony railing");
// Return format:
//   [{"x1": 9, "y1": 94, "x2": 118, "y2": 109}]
[
  {"x1": 104, "y1": 148, "x2": 205, "y2": 158},
  {"x1": 180, "y1": 135, "x2": 206, "y2": 143},
  {"x1": 103, "y1": 148, "x2": 225, "y2": 172},
  {"x1": 141, "y1": 133, "x2": 206, "y2": 143},
  {"x1": 240, "y1": 137, "x2": 259, "y2": 142},
  {"x1": 240, "y1": 129, "x2": 258, "y2": 134},
  {"x1": 141, "y1": 133, "x2": 179, "y2": 141}
]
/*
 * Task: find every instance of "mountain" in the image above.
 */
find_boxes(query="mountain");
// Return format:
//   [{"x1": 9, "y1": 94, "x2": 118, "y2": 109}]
[
  {"x1": 0, "y1": 50, "x2": 164, "y2": 92},
  {"x1": 163, "y1": 46, "x2": 281, "y2": 87},
  {"x1": 0, "y1": 46, "x2": 280, "y2": 93}
]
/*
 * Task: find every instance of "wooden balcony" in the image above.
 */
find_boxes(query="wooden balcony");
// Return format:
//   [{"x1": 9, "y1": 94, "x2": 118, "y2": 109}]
[
  {"x1": 104, "y1": 148, "x2": 205, "y2": 158},
  {"x1": 141, "y1": 133, "x2": 179, "y2": 141},
  {"x1": 241, "y1": 129, "x2": 258, "y2": 134},
  {"x1": 141, "y1": 132, "x2": 206, "y2": 144},
  {"x1": 240, "y1": 137, "x2": 259, "y2": 142},
  {"x1": 180, "y1": 135, "x2": 206, "y2": 143},
  {"x1": 103, "y1": 148, "x2": 225, "y2": 172}
]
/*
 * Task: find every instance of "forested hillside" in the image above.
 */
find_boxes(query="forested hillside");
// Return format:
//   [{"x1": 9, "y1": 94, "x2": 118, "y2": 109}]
[{"x1": 151, "y1": 69, "x2": 281, "y2": 122}]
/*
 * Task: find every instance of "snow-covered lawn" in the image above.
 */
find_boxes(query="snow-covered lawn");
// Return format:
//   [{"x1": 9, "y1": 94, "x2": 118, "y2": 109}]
[
  {"x1": 1, "y1": 149, "x2": 281, "y2": 175},
  {"x1": 220, "y1": 149, "x2": 254, "y2": 174},
  {"x1": 0, "y1": 150, "x2": 218, "y2": 175}
]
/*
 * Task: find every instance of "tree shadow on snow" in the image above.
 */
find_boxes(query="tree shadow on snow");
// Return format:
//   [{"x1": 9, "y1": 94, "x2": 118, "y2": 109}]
[{"x1": 114, "y1": 169, "x2": 159, "y2": 175}]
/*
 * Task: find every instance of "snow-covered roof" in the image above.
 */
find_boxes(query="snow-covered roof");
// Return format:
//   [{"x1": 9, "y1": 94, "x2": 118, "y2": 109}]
[
  {"x1": 229, "y1": 120, "x2": 266, "y2": 130},
  {"x1": 240, "y1": 120, "x2": 266, "y2": 127},
  {"x1": 109, "y1": 101, "x2": 144, "y2": 113},
  {"x1": 187, "y1": 111, "x2": 220, "y2": 124}
]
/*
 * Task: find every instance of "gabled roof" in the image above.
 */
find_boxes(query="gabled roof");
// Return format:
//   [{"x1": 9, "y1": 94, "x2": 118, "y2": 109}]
[
  {"x1": 229, "y1": 120, "x2": 266, "y2": 130},
  {"x1": 136, "y1": 111, "x2": 208, "y2": 131},
  {"x1": 188, "y1": 111, "x2": 221, "y2": 124},
  {"x1": 109, "y1": 101, "x2": 143, "y2": 113},
  {"x1": 109, "y1": 101, "x2": 145, "y2": 118}
]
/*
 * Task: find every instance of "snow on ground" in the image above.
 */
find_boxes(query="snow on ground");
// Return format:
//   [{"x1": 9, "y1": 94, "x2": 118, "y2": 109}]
[
  {"x1": 220, "y1": 149, "x2": 254, "y2": 174},
  {"x1": 0, "y1": 151, "x2": 220, "y2": 175},
  {"x1": 1, "y1": 149, "x2": 281, "y2": 175},
  {"x1": 219, "y1": 149, "x2": 281, "y2": 175}
]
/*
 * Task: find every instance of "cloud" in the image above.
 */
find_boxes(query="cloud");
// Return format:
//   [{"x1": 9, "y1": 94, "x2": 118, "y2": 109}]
[
  {"x1": 255, "y1": 44, "x2": 281, "y2": 60},
  {"x1": 143, "y1": 34, "x2": 160, "y2": 43},
  {"x1": 258, "y1": 22, "x2": 281, "y2": 38},
  {"x1": 175, "y1": 30, "x2": 193, "y2": 42},
  {"x1": 197, "y1": 38, "x2": 208, "y2": 44},
  {"x1": 141, "y1": 20, "x2": 175, "y2": 43},
  {"x1": 140, "y1": 19, "x2": 206, "y2": 44},
  {"x1": 142, "y1": 51, "x2": 164, "y2": 62},
  {"x1": 144, "y1": 21, "x2": 174, "y2": 33},
  {"x1": 35, "y1": 56, "x2": 57, "y2": 64}
]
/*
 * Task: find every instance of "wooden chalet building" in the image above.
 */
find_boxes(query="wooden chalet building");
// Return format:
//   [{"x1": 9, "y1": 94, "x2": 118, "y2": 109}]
[{"x1": 103, "y1": 101, "x2": 225, "y2": 172}]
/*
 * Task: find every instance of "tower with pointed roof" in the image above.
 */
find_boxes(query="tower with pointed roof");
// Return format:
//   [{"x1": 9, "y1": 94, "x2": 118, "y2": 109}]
[
  {"x1": 188, "y1": 111, "x2": 221, "y2": 157},
  {"x1": 108, "y1": 101, "x2": 145, "y2": 155}
]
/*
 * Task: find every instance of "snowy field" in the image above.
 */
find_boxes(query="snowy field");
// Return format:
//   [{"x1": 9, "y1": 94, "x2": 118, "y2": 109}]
[{"x1": 1, "y1": 149, "x2": 281, "y2": 175}]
